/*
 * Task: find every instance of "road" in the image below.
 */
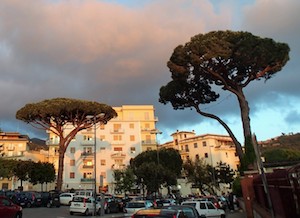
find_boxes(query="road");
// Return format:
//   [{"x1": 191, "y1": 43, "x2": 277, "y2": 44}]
[{"x1": 22, "y1": 206, "x2": 247, "y2": 218}]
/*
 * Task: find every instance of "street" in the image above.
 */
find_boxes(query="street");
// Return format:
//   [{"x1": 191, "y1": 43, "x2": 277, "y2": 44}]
[{"x1": 22, "y1": 206, "x2": 247, "y2": 218}]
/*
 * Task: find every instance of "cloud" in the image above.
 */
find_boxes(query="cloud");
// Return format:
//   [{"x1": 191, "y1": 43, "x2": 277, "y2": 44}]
[{"x1": 0, "y1": 0, "x2": 299, "y2": 143}]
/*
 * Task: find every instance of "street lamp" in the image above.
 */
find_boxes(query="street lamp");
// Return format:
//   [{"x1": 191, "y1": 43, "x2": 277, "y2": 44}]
[
  {"x1": 150, "y1": 129, "x2": 162, "y2": 197},
  {"x1": 86, "y1": 113, "x2": 105, "y2": 216}
]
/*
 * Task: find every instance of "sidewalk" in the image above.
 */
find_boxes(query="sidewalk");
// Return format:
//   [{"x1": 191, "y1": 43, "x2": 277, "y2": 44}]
[{"x1": 226, "y1": 209, "x2": 247, "y2": 218}]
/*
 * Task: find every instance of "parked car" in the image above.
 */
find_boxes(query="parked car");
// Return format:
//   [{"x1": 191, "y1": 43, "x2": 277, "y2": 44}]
[
  {"x1": 131, "y1": 208, "x2": 186, "y2": 218},
  {"x1": 11, "y1": 191, "x2": 41, "y2": 208},
  {"x1": 217, "y1": 196, "x2": 228, "y2": 210},
  {"x1": 69, "y1": 195, "x2": 100, "y2": 216},
  {"x1": 59, "y1": 193, "x2": 75, "y2": 206},
  {"x1": 74, "y1": 190, "x2": 94, "y2": 197},
  {"x1": 181, "y1": 200, "x2": 225, "y2": 218},
  {"x1": 103, "y1": 196, "x2": 120, "y2": 214},
  {"x1": 124, "y1": 200, "x2": 154, "y2": 216},
  {"x1": 0, "y1": 196, "x2": 22, "y2": 218},
  {"x1": 162, "y1": 205, "x2": 204, "y2": 218},
  {"x1": 40, "y1": 191, "x2": 60, "y2": 208},
  {"x1": 195, "y1": 196, "x2": 221, "y2": 209},
  {"x1": 156, "y1": 198, "x2": 176, "y2": 207}
]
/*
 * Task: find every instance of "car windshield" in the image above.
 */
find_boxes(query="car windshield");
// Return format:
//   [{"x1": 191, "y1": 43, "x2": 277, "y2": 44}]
[
  {"x1": 73, "y1": 196, "x2": 86, "y2": 202},
  {"x1": 127, "y1": 202, "x2": 145, "y2": 208}
]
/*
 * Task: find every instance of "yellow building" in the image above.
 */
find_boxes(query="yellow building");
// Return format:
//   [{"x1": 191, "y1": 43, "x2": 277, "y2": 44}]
[
  {"x1": 0, "y1": 132, "x2": 53, "y2": 190},
  {"x1": 160, "y1": 130, "x2": 240, "y2": 196}
]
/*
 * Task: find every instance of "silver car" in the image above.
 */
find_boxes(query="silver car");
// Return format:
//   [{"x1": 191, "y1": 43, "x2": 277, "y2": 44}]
[{"x1": 124, "y1": 200, "x2": 154, "y2": 216}]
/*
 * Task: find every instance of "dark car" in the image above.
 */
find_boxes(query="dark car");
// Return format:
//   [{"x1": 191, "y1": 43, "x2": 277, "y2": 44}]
[
  {"x1": 40, "y1": 191, "x2": 61, "y2": 208},
  {"x1": 13, "y1": 191, "x2": 42, "y2": 208},
  {"x1": 162, "y1": 205, "x2": 205, "y2": 218},
  {"x1": 96, "y1": 195, "x2": 119, "y2": 214},
  {"x1": 0, "y1": 196, "x2": 22, "y2": 218}
]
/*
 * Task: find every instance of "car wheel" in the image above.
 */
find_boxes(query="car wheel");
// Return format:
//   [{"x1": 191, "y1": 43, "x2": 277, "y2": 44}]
[
  {"x1": 106, "y1": 207, "x2": 110, "y2": 214},
  {"x1": 68, "y1": 201, "x2": 71, "y2": 206},
  {"x1": 47, "y1": 202, "x2": 51, "y2": 208},
  {"x1": 14, "y1": 212, "x2": 22, "y2": 218},
  {"x1": 26, "y1": 202, "x2": 32, "y2": 208},
  {"x1": 70, "y1": 211, "x2": 73, "y2": 215},
  {"x1": 84, "y1": 209, "x2": 89, "y2": 216},
  {"x1": 221, "y1": 215, "x2": 226, "y2": 218}
]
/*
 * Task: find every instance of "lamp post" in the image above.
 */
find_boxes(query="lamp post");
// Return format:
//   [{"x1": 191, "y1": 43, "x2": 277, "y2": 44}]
[
  {"x1": 150, "y1": 129, "x2": 162, "y2": 197},
  {"x1": 209, "y1": 145, "x2": 216, "y2": 193},
  {"x1": 86, "y1": 114, "x2": 105, "y2": 216}
]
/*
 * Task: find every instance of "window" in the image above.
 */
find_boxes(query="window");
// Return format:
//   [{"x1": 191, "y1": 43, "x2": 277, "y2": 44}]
[
  {"x1": 113, "y1": 135, "x2": 122, "y2": 141},
  {"x1": 101, "y1": 159, "x2": 106, "y2": 166},
  {"x1": 114, "y1": 147, "x2": 122, "y2": 151},
  {"x1": 202, "y1": 141, "x2": 207, "y2": 147},
  {"x1": 113, "y1": 123, "x2": 121, "y2": 132},
  {"x1": 130, "y1": 135, "x2": 135, "y2": 141},
  {"x1": 204, "y1": 153, "x2": 208, "y2": 158},
  {"x1": 70, "y1": 172, "x2": 75, "y2": 179},
  {"x1": 100, "y1": 123, "x2": 105, "y2": 130},
  {"x1": 70, "y1": 147, "x2": 75, "y2": 153},
  {"x1": 145, "y1": 123, "x2": 150, "y2": 129},
  {"x1": 130, "y1": 147, "x2": 136, "y2": 153},
  {"x1": 84, "y1": 147, "x2": 92, "y2": 154},
  {"x1": 207, "y1": 202, "x2": 215, "y2": 209},
  {"x1": 200, "y1": 203, "x2": 206, "y2": 209},
  {"x1": 195, "y1": 154, "x2": 199, "y2": 160},
  {"x1": 129, "y1": 123, "x2": 134, "y2": 129},
  {"x1": 70, "y1": 159, "x2": 75, "y2": 166},
  {"x1": 185, "y1": 144, "x2": 189, "y2": 152},
  {"x1": 194, "y1": 143, "x2": 198, "y2": 148},
  {"x1": 145, "y1": 135, "x2": 151, "y2": 143},
  {"x1": 83, "y1": 135, "x2": 93, "y2": 141},
  {"x1": 83, "y1": 172, "x2": 92, "y2": 179},
  {"x1": 100, "y1": 135, "x2": 105, "y2": 141},
  {"x1": 226, "y1": 152, "x2": 228, "y2": 158}
]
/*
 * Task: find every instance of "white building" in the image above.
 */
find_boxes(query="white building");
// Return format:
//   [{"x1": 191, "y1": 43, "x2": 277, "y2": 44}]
[{"x1": 47, "y1": 105, "x2": 159, "y2": 193}]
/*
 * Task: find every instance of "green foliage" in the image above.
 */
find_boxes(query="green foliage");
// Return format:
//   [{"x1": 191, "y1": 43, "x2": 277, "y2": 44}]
[
  {"x1": 159, "y1": 30, "x2": 290, "y2": 169},
  {"x1": 240, "y1": 136, "x2": 256, "y2": 172},
  {"x1": 232, "y1": 176, "x2": 242, "y2": 197},
  {"x1": 16, "y1": 97, "x2": 117, "y2": 191},
  {"x1": 0, "y1": 159, "x2": 16, "y2": 178},
  {"x1": 214, "y1": 161, "x2": 235, "y2": 184},
  {"x1": 263, "y1": 148, "x2": 300, "y2": 163},
  {"x1": 113, "y1": 167, "x2": 136, "y2": 194},
  {"x1": 182, "y1": 158, "x2": 211, "y2": 194},
  {"x1": 131, "y1": 148, "x2": 183, "y2": 194},
  {"x1": 16, "y1": 97, "x2": 117, "y2": 126}
]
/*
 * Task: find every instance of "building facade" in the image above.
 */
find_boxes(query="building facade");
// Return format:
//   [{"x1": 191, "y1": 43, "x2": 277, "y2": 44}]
[
  {"x1": 160, "y1": 130, "x2": 240, "y2": 196},
  {"x1": 46, "y1": 105, "x2": 159, "y2": 193},
  {"x1": 0, "y1": 132, "x2": 53, "y2": 190}
]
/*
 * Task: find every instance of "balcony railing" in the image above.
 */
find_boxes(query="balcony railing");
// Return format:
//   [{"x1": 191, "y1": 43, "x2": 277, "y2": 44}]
[
  {"x1": 81, "y1": 152, "x2": 93, "y2": 157},
  {"x1": 82, "y1": 165, "x2": 94, "y2": 169},
  {"x1": 80, "y1": 178, "x2": 95, "y2": 182},
  {"x1": 141, "y1": 140, "x2": 156, "y2": 145},
  {"x1": 80, "y1": 141, "x2": 94, "y2": 146}
]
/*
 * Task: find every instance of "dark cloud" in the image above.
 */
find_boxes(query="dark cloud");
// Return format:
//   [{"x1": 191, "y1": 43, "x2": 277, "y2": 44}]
[{"x1": 0, "y1": 0, "x2": 299, "y2": 143}]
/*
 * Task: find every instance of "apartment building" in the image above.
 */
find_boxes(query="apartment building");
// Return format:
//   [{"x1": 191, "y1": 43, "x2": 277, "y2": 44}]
[
  {"x1": 0, "y1": 132, "x2": 51, "y2": 190},
  {"x1": 161, "y1": 130, "x2": 240, "y2": 170},
  {"x1": 47, "y1": 105, "x2": 159, "y2": 193}
]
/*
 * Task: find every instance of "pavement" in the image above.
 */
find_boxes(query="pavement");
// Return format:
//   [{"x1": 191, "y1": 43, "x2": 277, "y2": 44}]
[{"x1": 226, "y1": 209, "x2": 247, "y2": 218}]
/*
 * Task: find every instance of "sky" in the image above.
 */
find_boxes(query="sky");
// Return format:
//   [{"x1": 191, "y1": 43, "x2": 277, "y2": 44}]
[{"x1": 0, "y1": 0, "x2": 300, "y2": 145}]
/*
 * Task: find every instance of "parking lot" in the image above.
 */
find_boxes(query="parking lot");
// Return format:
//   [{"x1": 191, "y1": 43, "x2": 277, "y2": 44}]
[{"x1": 22, "y1": 205, "x2": 246, "y2": 218}]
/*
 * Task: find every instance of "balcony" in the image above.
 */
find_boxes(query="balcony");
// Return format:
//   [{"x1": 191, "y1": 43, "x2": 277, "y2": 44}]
[
  {"x1": 81, "y1": 152, "x2": 93, "y2": 157},
  {"x1": 80, "y1": 178, "x2": 95, "y2": 183},
  {"x1": 82, "y1": 165, "x2": 94, "y2": 169},
  {"x1": 111, "y1": 152, "x2": 126, "y2": 159},
  {"x1": 141, "y1": 140, "x2": 156, "y2": 145},
  {"x1": 46, "y1": 140, "x2": 59, "y2": 145},
  {"x1": 7, "y1": 147, "x2": 15, "y2": 151}
]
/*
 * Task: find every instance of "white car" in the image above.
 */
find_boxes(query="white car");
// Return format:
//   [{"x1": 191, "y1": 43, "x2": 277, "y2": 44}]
[
  {"x1": 59, "y1": 193, "x2": 75, "y2": 206},
  {"x1": 182, "y1": 200, "x2": 225, "y2": 218},
  {"x1": 69, "y1": 195, "x2": 100, "y2": 216},
  {"x1": 124, "y1": 200, "x2": 154, "y2": 216}
]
